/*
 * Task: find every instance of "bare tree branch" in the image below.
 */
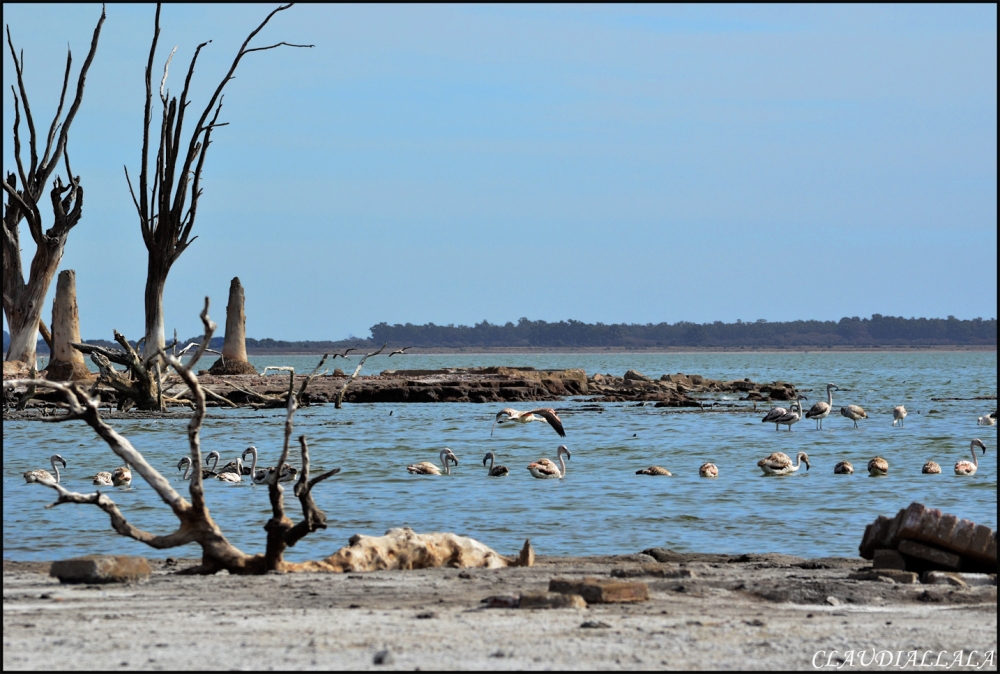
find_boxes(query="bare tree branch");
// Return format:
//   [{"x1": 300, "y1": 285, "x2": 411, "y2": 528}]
[{"x1": 335, "y1": 343, "x2": 387, "y2": 408}]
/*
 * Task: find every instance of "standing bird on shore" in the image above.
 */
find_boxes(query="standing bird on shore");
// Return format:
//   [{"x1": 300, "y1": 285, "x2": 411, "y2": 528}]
[
  {"x1": 834, "y1": 461, "x2": 854, "y2": 474},
  {"x1": 483, "y1": 452, "x2": 509, "y2": 477},
  {"x1": 177, "y1": 456, "x2": 220, "y2": 480},
  {"x1": 242, "y1": 446, "x2": 297, "y2": 485},
  {"x1": 954, "y1": 439, "x2": 987, "y2": 476},
  {"x1": 492, "y1": 408, "x2": 566, "y2": 437},
  {"x1": 921, "y1": 461, "x2": 941, "y2": 474},
  {"x1": 776, "y1": 396, "x2": 806, "y2": 431},
  {"x1": 699, "y1": 462, "x2": 719, "y2": 478},
  {"x1": 527, "y1": 445, "x2": 570, "y2": 479},
  {"x1": 892, "y1": 406, "x2": 907, "y2": 427},
  {"x1": 841, "y1": 405, "x2": 868, "y2": 428},
  {"x1": 408, "y1": 448, "x2": 459, "y2": 476},
  {"x1": 636, "y1": 466, "x2": 672, "y2": 476},
  {"x1": 867, "y1": 456, "x2": 888, "y2": 476},
  {"x1": 761, "y1": 404, "x2": 788, "y2": 431},
  {"x1": 216, "y1": 458, "x2": 244, "y2": 483},
  {"x1": 24, "y1": 455, "x2": 66, "y2": 483},
  {"x1": 806, "y1": 384, "x2": 839, "y2": 430},
  {"x1": 757, "y1": 452, "x2": 810, "y2": 475}
]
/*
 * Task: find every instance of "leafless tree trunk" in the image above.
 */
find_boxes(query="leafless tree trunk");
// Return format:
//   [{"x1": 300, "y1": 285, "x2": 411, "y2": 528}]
[
  {"x1": 126, "y1": 4, "x2": 312, "y2": 361},
  {"x1": 2, "y1": 9, "x2": 105, "y2": 367},
  {"x1": 208, "y1": 277, "x2": 256, "y2": 374},
  {"x1": 42, "y1": 269, "x2": 93, "y2": 381}
]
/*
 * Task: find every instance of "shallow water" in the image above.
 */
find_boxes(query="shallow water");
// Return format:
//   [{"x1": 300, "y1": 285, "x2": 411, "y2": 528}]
[{"x1": 4, "y1": 352, "x2": 996, "y2": 562}]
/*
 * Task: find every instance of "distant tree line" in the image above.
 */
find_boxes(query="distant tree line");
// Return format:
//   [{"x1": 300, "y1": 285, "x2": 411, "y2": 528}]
[{"x1": 8, "y1": 315, "x2": 995, "y2": 355}]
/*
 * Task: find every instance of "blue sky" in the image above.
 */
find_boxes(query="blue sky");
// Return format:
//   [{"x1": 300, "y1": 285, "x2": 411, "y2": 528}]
[{"x1": 3, "y1": 4, "x2": 996, "y2": 340}]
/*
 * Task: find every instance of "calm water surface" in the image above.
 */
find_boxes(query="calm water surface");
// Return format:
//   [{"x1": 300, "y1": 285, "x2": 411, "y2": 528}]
[{"x1": 4, "y1": 352, "x2": 996, "y2": 562}]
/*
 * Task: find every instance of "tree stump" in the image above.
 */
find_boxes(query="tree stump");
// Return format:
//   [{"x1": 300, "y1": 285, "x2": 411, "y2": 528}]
[
  {"x1": 208, "y1": 277, "x2": 257, "y2": 375},
  {"x1": 43, "y1": 270, "x2": 94, "y2": 382}
]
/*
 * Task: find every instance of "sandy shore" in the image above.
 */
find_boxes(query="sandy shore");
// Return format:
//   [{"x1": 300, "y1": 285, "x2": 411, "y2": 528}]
[{"x1": 3, "y1": 554, "x2": 996, "y2": 670}]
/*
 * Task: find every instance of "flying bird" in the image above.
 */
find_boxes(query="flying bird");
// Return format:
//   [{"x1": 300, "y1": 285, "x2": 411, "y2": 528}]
[{"x1": 491, "y1": 408, "x2": 565, "y2": 437}]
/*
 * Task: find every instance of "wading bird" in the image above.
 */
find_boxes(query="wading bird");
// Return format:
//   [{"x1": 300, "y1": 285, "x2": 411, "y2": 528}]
[
  {"x1": 921, "y1": 461, "x2": 941, "y2": 474},
  {"x1": 177, "y1": 456, "x2": 220, "y2": 480},
  {"x1": 111, "y1": 463, "x2": 132, "y2": 487},
  {"x1": 219, "y1": 449, "x2": 253, "y2": 476},
  {"x1": 527, "y1": 445, "x2": 570, "y2": 479},
  {"x1": 954, "y1": 439, "x2": 987, "y2": 476},
  {"x1": 806, "y1": 384, "x2": 839, "y2": 430},
  {"x1": 699, "y1": 462, "x2": 719, "y2": 478},
  {"x1": 93, "y1": 470, "x2": 113, "y2": 486},
  {"x1": 867, "y1": 456, "x2": 888, "y2": 476},
  {"x1": 978, "y1": 415, "x2": 996, "y2": 426},
  {"x1": 408, "y1": 448, "x2": 459, "y2": 476},
  {"x1": 483, "y1": 452, "x2": 509, "y2": 477},
  {"x1": 24, "y1": 455, "x2": 66, "y2": 483},
  {"x1": 892, "y1": 405, "x2": 907, "y2": 427},
  {"x1": 841, "y1": 405, "x2": 868, "y2": 428},
  {"x1": 636, "y1": 466, "x2": 672, "y2": 476},
  {"x1": 242, "y1": 446, "x2": 297, "y2": 485},
  {"x1": 492, "y1": 408, "x2": 566, "y2": 437},
  {"x1": 216, "y1": 458, "x2": 244, "y2": 483},
  {"x1": 761, "y1": 405, "x2": 788, "y2": 431},
  {"x1": 776, "y1": 396, "x2": 807, "y2": 431},
  {"x1": 834, "y1": 461, "x2": 854, "y2": 474},
  {"x1": 757, "y1": 452, "x2": 810, "y2": 475}
]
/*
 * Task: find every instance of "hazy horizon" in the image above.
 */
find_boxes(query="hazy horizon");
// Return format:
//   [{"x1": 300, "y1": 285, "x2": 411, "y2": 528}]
[{"x1": 4, "y1": 4, "x2": 996, "y2": 342}]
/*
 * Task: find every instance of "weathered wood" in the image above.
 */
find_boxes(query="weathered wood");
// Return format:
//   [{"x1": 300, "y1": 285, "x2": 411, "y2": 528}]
[
  {"x1": 43, "y1": 270, "x2": 93, "y2": 381},
  {"x1": 208, "y1": 277, "x2": 256, "y2": 374}
]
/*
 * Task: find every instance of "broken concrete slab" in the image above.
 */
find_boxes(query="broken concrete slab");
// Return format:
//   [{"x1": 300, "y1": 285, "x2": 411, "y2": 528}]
[
  {"x1": 922, "y1": 571, "x2": 967, "y2": 587},
  {"x1": 872, "y1": 549, "x2": 907, "y2": 570},
  {"x1": 50, "y1": 555, "x2": 151, "y2": 584},
  {"x1": 898, "y1": 540, "x2": 961, "y2": 571},
  {"x1": 848, "y1": 569, "x2": 919, "y2": 584},
  {"x1": 549, "y1": 577, "x2": 649, "y2": 604}
]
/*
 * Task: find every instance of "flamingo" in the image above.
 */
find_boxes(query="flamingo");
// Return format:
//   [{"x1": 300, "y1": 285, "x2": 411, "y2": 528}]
[
  {"x1": 867, "y1": 456, "x2": 888, "y2": 476},
  {"x1": 841, "y1": 405, "x2": 868, "y2": 428},
  {"x1": 24, "y1": 455, "x2": 66, "y2": 483},
  {"x1": 954, "y1": 439, "x2": 987, "y2": 476},
  {"x1": 757, "y1": 452, "x2": 810, "y2": 475},
  {"x1": 978, "y1": 415, "x2": 996, "y2": 427},
  {"x1": 699, "y1": 462, "x2": 719, "y2": 478},
  {"x1": 93, "y1": 470, "x2": 113, "y2": 486},
  {"x1": 177, "y1": 455, "x2": 219, "y2": 480},
  {"x1": 921, "y1": 461, "x2": 941, "y2": 474},
  {"x1": 776, "y1": 396, "x2": 806, "y2": 431},
  {"x1": 805, "y1": 384, "x2": 838, "y2": 430},
  {"x1": 834, "y1": 461, "x2": 854, "y2": 474},
  {"x1": 761, "y1": 405, "x2": 788, "y2": 431},
  {"x1": 492, "y1": 408, "x2": 565, "y2": 437},
  {"x1": 408, "y1": 448, "x2": 458, "y2": 476},
  {"x1": 216, "y1": 458, "x2": 244, "y2": 483},
  {"x1": 483, "y1": 452, "x2": 509, "y2": 477},
  {"x1": 636, "y1": 466, "x2": 672, "y2": 476},
  {"x1": 527, "y1": 445, "x2": 570, "y2": 479},
  {"x1": 892, "y1": 405, "x2": 907, "y2": 427},
  {"x1": 218, "y1": 449, "x2": 253, "y2": 476},
  {"x1": 111, "y1": 463, "x2": 132, "y2": 487},
  {"x1": 242, "y1": 446, "x2": 297, "y2": 485}
]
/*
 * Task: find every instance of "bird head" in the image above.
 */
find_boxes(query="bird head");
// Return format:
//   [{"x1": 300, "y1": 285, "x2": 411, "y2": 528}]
[{"x1": 972, "y1": 439, "x2": 987, "y2": 454}]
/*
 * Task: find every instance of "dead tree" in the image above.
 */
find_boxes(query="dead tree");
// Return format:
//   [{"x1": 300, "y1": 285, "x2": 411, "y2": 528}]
[
  {"x1": 334, "y1": 343, "x2": 386, "y2": 409},
  {"x1": 71, "y1": 330, "x2": 179, "y2": 411},
  {"x1": 42, "y1": 269, "x2": 93, "y2": 382},
  {"x1": 207, "y1": 277, "x2": 256, "y2": 375},
  {"x1": 126, "y1": 4, "x2": 312, "y2": 362},
  {"x1": 2, "y1": 8, "x2": 105, "y2": 368}
]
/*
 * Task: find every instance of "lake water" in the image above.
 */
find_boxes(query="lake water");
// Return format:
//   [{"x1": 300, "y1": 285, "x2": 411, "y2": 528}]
[{"x1": 4, "y1": 351, "x2": 996, "y2": 563}]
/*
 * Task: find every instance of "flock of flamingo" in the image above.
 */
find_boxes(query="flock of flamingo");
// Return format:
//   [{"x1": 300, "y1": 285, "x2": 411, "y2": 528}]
[{"x1": 21, "y1": 387, "x2": 996, "y2": 487}]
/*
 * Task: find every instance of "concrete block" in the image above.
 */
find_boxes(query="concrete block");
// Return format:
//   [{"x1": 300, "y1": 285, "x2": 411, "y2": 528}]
[
  {"x1": 922, "y1": 571, "x2": 967, "y2": 587},
  {"x1": 549, "y1": 577, "x2": 649, "y2": 603},
  {"x1": 872, "y1": 549, "x2": 907, "y2": 570},
  {"x1": 50, "y1": 555, "x2": 151, "y2": 584},
  {"x1": 518, "y1": 592, "x2": 587, "y2": 609},
  {"x1": 848, "y1": 569, "x2": 919, "y2": 584},
  {"x1": 898, "y1": 540, "x2": 960, "y2": 571}
]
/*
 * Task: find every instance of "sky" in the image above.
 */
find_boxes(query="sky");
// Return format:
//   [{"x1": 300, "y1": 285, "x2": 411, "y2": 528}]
[{"x1": 3, "y1": 4, "x2": 997, "y2": 341}]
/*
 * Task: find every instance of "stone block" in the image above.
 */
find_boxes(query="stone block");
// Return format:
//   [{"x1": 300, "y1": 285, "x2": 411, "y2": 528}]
[
  {"x1": 898, "y1": 540, "x2": 960, "y2": 571},
  {"x1": 970, "y1": 525, "x2": 993, "y2": 559},
  {"x1": 518, "y1": 592, "x2": 586, "y2": 609},
  {"x1": 922, "y1": 571, "x2": 967, "y2": 587},
  {"x1": 549, "y1": 577, "x2": 649, "y2": 603},
  {"x1": 848, "y1": 569, "x2": 919, "y2": 584},
  {"x1": 872, "y1": 549, "x2": 907, "y2": 570},
  {"x1": 50, "y1": 555, "x2": 151, "y2": 584}
]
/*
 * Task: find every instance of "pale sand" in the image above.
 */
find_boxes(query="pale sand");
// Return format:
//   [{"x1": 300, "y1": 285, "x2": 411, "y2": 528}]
[{"x1": 3, "y1": 555, "x2": 996, "y2": 671}]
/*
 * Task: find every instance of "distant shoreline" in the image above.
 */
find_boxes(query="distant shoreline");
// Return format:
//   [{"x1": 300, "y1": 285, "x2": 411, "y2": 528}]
[{"x1": 237, "y1": 345, "x2": 997, "y2": 356}]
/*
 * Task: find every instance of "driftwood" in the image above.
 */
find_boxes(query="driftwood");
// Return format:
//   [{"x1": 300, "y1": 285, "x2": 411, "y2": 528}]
[
  {"x1": 3, "y1": 8, "x2": 105, "y2": 366},
  {"x1": 71, "y1": 331, "x2": 179, "y2": 411}
]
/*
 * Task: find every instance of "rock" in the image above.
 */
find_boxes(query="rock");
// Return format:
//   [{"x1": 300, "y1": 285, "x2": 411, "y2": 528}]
[
  {"x1": 641, "y1": 547, "x2": 686, "y2": 563},
  {"x1": 848, "y1": 569, "x2": 919, "y2": 584},
  {"x1": 50, "y1": 555, "x2": 151, "y2": 584},
  {"x1": 549, "y1": 577, "x2": 649, "y2": 604},
  {"x1": 580, "y1": 621, "x2": 611, "y2": 629},
  {"x1": 481, "y1": 595, "x2": 520, "y2": 608},
  {"x1": 922, "y1": 571, "x2": 967, "y2": 587},
  {"x1": 898, "y1": 540, "x2": 961, "y2": 571},
  {"x1": 958, "y1": 573, "x2": 996, "y2": 587},
  {"x1": 624, "y1": 369, "x2": 651, "y2": 381},
  {"x1": 872, "y1": 549, "x2": 907, "y2": 570},
  {"x1": 518, "y1": 592, "x2": 587, "y2": 609},
  {"x1": 825, "y1": 596, "x2": 841, "y2": 606},
  {"x1": 373, "y1": 649, "x2": 394, "y2": 665},
  {"x1": 610, "y1": 566, "x2": 695, "y2": 580}
]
